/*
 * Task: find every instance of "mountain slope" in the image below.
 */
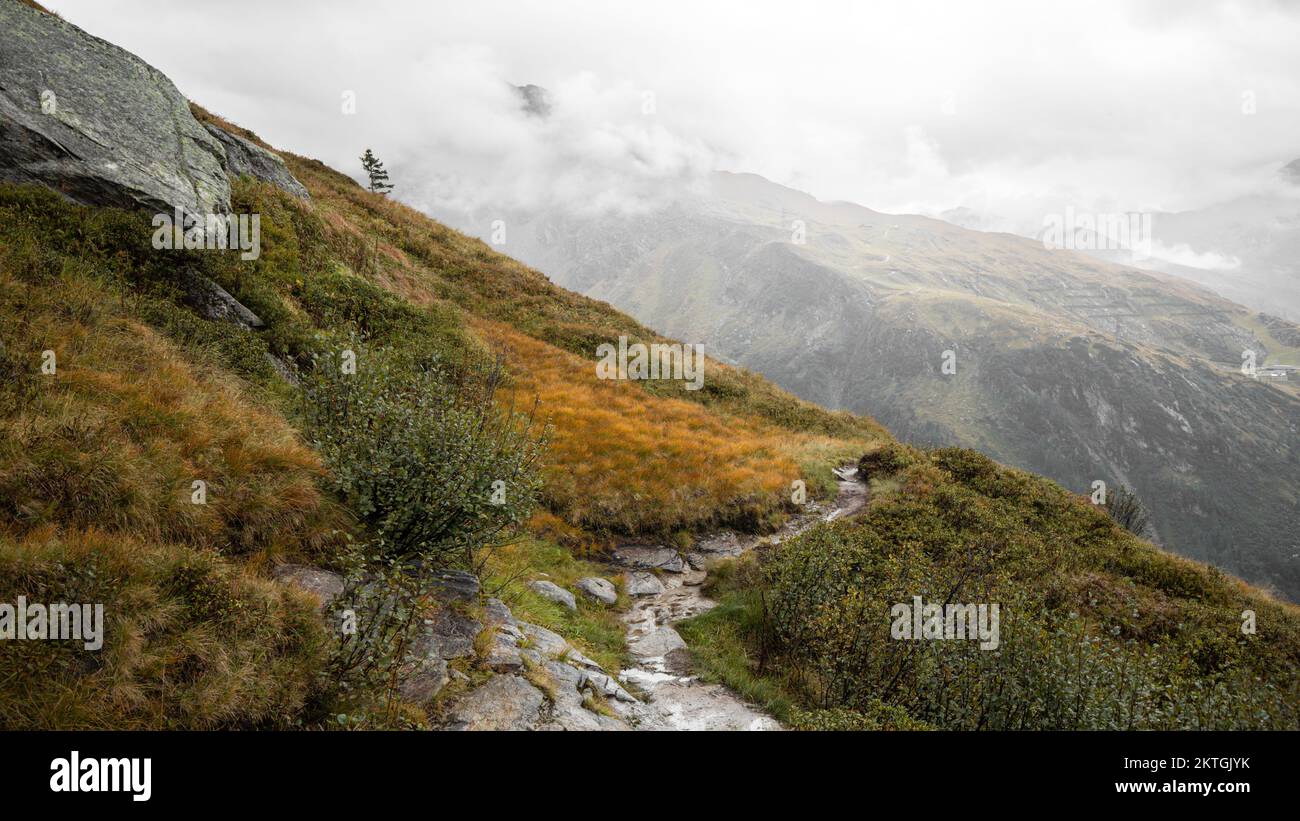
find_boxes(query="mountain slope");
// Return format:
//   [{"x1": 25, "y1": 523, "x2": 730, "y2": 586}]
[
  {"x1": 475, "y1": 171, "x2": 1300, "y2": 601},
  {"x1": 1, "y1": 0, "x2": 1296, "y2": 730},
  {"x1": 0, "y1": 0, "x2": 879, "y2": 728}
]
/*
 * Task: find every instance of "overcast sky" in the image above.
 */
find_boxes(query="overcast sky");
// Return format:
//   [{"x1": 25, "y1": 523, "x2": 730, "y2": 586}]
[{"x1": 48, "y1": 0, "x2": 1300, "y2": 232}]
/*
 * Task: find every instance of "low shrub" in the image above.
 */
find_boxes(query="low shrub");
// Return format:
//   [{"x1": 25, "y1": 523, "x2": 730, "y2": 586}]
[
  {"x1": 684, "y1": 446, "x2": 1300, "y2": 730},
  {"x1": 301, "y1": 342, "x2": 546, "y2": 572}
]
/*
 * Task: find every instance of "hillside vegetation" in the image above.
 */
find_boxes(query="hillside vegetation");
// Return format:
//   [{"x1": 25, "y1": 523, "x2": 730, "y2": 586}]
[
  {"x1": 0, "y1": 100, "x2": 877, "y2": 726},
  {"x1": 0, "y1": 189, "x2": 335, "y2": 727},
  {"x1": 1, "y1": 33, "x2": 1294, "y2": 726},
  {"x1": 681, "y1": 442, "x2": 1300, "y2": 730}
]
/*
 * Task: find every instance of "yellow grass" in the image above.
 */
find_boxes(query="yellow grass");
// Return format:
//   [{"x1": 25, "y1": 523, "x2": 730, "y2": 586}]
[
  {"x1": 0, "y1": 265, "x2": 342, "y2": 565},
  {"x1": 474, "y1": 318, "x2": 859, "y2": 534}
]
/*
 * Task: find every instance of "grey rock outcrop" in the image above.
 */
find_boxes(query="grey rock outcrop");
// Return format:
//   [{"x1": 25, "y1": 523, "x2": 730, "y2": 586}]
[
  {"x1": 271, "y1": 559, "x2": 637, "y2": 727},
  {"x1": 580, "y1": 667, "x2": 636, "y2": 704},
  {"x1": 203, "y1": 123, "x2": 309, "y2": 199},
  {"x1": 519, "y1": 622, "x2": 568, "y2": 656},
  {"x1": 629, "y1": 626, "x2": 687, "y2": 658},
  {"x1": 0, "y1": 2, "x2": 230, "y2": 223},
  {"x1": 481, "y1": 597, "x2": 514, "y2": 626},
  {"x1": 528, "y1": 579, "x2": 576, "y2": 610},
  {"x1": 444, "y1": 674, "x2": 545, "y2": 731},
  {"x1": 429, "y1": 570, "x2": 480, "y2": 603},
  {"x1": 576, "y1": 576, "x2": 617, "y2": 605},
  {"x1": 624, "y1": 571, "x2": 666, "y2": 596},
  {"x1": 440, "y1": 593, "x2": 640, "y2": 729},
  {"x1": 611, "y1": 545, "x2": 687, "y2": 573},
  {"x1": 178, "y1": 269, "x2": 265, "y2": 330},
  {"x1": 272, "y1": 564, "x2": 344, "y2": 611},
  {"x1": 383, "y1": 572, "x2": 485, "y2": 705},
  {"x1": 692, "y1": 531, "x2": 746, "y2": 558},
  {"x1": 537, "y1": 660, "x2": 627, "y2": 731},
  {"x1": 412, "y1": 606, "x2": 481, "y2": 661},
  {"x1": 483, "y1": 628, "x2": 525, "y2": 673},
  {"x1": 398, "y1": 655, "x2": 449, "y2": 705}
]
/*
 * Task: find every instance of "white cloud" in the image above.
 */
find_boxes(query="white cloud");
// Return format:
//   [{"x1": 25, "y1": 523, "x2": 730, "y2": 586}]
[
  {"x1": 1144, "y1": 241, "x2": 1242, "y2": 271},
  {"x1": 46, "y1": 0, "x2": 1300, "y2": 225}
]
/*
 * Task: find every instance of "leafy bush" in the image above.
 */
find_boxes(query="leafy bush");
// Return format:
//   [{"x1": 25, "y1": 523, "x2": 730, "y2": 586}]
[
  {"x1": 1105, "y1": 484, "x2": 1152, "y2": 538},
  {"x1": 302, "y1": 343, "x2": 546, "y2": 571},
  {"x1": 790, "y1": 704, "x2": 932, "y2": 731},
  {"x1": 318, "y1": 561, "x2": 442, "y2": 726},
  {"x1": 857, "y1": 441, "x2": 922, "y2": 478}
]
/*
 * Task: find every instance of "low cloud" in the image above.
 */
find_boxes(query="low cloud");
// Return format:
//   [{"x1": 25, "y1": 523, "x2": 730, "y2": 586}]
[
  {"x1": 47, "y1": 0, "x2": 1300, "y2": 230},
  {"x1": 388, "y1": 62, "x2": 715, "y2": 217},
  {"x1": 1144, "y1": 241, "x2": 1242, "y2": 271}
]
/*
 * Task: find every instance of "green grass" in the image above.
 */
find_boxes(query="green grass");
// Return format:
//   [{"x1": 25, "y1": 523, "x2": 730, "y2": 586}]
[
  {"x1": 676, "y1": 572, "x2": 798, "y2": 722},
  {"x1": 1238, "y1": 312, "x2": 1300, "y2": 367},
  {"x1": 481, "y1": 539, "x2": 629, "y2": 674}
]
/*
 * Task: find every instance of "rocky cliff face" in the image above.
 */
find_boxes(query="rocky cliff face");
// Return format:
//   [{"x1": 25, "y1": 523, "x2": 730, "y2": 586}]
[
  {"x1": 0, "y1": 1, "x2": 309, "y2": 223},
  {"x1": 202, "y1": 122, "x2": 309, "y2": 200},
  {"x1": 0, "y1": 1, "x2": 230, "y2": 223}
]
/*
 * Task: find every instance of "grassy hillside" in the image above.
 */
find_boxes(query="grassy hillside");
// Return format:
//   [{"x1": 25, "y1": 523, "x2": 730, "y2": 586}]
[
  {"x1": 681, "y1": 443, "x2": 1300, "y2": 730},
  {"x1": 0, "y1": 103, "x2": 879, "y2": 726},
  {"x1": 2, "y1": 85, "x2": 1294, "y2": 728},
  {"x1": 0, "y1": 192, "x2": 336, "y2": 727}
]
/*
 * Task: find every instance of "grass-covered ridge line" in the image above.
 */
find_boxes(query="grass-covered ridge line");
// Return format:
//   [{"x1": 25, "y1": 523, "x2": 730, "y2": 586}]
[{"x1": 681, "y1": 443, "x2": 1300, "y2": 730}]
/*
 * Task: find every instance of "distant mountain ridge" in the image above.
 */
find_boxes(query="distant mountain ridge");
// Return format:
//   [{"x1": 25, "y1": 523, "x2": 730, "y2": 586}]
[
  {"x1": 455, "y1": 170, "x2": 1300, "y2": 601},
  {"x1": 1138, "y1": 158, "x2": 1300, "y2": 320}
]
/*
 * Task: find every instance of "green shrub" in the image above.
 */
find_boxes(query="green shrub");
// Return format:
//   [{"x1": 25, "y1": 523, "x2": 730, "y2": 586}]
[
  {"x1": 857, "y1": 441, "x2": 922, "y2": 478},
  {"x1": 319, "y1": 561, "x2": 440, "y2": 726},
  {"x1": 790, "y1": 704, "x2": 933, "y2": 731},
  {"x1": 301, "y1": 342, "x2": 546, "y2": 571},
  {"x1": 1105, "y1": 484, "x2": 1153, "y2": 538}
]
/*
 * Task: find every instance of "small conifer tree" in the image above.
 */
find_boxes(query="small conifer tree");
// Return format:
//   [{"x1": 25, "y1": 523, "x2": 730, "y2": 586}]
[{"x1": 359, "y1": 148, "x2": 394, "y2": 194}]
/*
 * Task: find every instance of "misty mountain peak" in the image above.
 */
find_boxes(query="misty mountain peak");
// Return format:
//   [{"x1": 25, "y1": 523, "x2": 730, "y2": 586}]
[
  {"x1": 514, "y1": 84, "x2": 553, "y2": 118},
  {"x1": 1283, "y1": 157, "x2": 1300, "y2": 183}
]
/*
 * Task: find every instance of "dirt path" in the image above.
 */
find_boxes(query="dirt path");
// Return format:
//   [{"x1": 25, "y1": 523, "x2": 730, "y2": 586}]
[{"x1": 611, "y1": 465, "x2": 866, "y2": 730}]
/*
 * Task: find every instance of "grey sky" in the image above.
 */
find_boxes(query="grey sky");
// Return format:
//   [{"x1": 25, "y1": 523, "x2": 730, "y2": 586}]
[{"x1": 48, "y1": 0, "x2": 1300, "y2": 231}]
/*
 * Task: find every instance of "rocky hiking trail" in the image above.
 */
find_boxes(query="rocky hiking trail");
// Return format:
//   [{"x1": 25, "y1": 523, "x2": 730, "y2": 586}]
[
  {"x1": 611, "y1": 465, "x2": 868, "y2": 730},
  {"x1": 274, "y1": 466, "x2": 866, "y2": 730}
]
